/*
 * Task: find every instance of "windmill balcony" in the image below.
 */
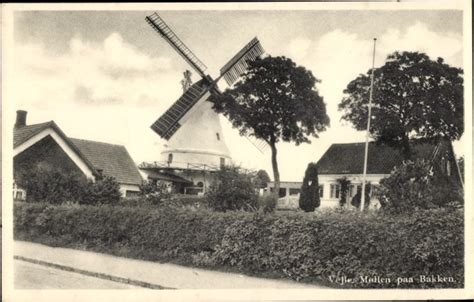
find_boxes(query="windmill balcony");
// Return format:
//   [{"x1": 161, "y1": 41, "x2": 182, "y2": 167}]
[{"x1": 138, "y1": 161, "x2": 222, "y2": 172}]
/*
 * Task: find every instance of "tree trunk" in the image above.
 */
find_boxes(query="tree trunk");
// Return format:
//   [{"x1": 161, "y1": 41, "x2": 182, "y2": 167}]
[
  {"x1": 270, "y1": 142, "x2": 280, "y2": 197},
  {"x1": 401, "y1": 134, "x2": 412, "y2": 160}
]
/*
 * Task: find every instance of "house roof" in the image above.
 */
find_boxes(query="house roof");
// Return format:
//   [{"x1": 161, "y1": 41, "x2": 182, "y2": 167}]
[
  {"x1": 14, "y1": 121, "x2": 55, "y2": 148},
  {"x1": 142, "y1": 170, "x2": 193, "y2": 184},
  {"x1": 70, "y1": 138, "x2": 143, "y2": 186},
  {"x1": 14, "y1": 121, "x2": 98, "y2": 175},
  {"x1": 14, "y1": 121, "x2": 142, "y2": 186},
  {"x1": 316, "y1": 141, "x2": 440, "y2": 175}
]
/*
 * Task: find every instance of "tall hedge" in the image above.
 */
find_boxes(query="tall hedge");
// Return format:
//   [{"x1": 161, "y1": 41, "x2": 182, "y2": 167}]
[
  {"x1": 299, "y1": 163, "x2": 320, "y2": 212},
  {"x1": 14, "y1": 203, "x2": 463, "y2": 288}
]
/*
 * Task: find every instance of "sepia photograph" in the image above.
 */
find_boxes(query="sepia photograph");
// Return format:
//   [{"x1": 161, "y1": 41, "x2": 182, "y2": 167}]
[{"x1": 2, "y1": 1, "x2": 472, "y2": 301}]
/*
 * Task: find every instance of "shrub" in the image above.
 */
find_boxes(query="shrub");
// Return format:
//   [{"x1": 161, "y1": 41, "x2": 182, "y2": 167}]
[
  {"x1": 377, "y1": 159, "x2": 463, "y2": 212},
  {"x1": 80, "y1": 176, "x2": 122, "y2": 205},
  {"x1": 337, "y1": 177, "x2": 351, "y2": 207},
  {"x1": 14, "y1": 202, "x2": 242, "y2": 263},
  {"x1": 15, "y1": 166, "x2": 122, "y2": 205},
  {"x1": 299, "y1": 163, "x2": 320, "y2": 212},
  {"x1": 138, "y1": 180, "x2": 172, "y2": 206},
  {"x1": 259, "y1": 193, "x2": 277, "y2": 214},
  {"x1": 350, "y1": 183, "x2": 372, "y2": 210},
  {"x1": 254, "y1": 169, "x2": 271, "y2": 189},
  {"x1": 15, "y1": 166, "x2": 88, "y2": 204},
  {"x1": 205, "y1": 166, "x2": 259, "y2": 212},
  {"x1": 210, "y1": 209, "x2": 463, "y2": 288},
  {"x1": 14, "y1": 203, "x2": 463, "y2": 288}
]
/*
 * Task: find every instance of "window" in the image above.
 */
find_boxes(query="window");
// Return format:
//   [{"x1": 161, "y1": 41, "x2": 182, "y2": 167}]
[
  {"x1": 216, "y1": 133, "x2": 220, "y2": 141},
  {"x1": 220, "y1": 157, "x2": 225, "y2": 168},
  {"x1": 279, "y1": 188, "x2": 287, "y2": 198},
  {"x1": 318, "y1": 185, "x2": 324, "y2": 198},
  {"x1": 126, "y1": 190, "x2": 140, "y2": 198},
  {"x1": 168, "y1": 153, "x2": 173, "y2": 164},
  {"x1": 330, "y1": 184, "x2": 340, "y2": 199},
  {"x1": 13, "y1": 182, "x2": 26, "y2": 201},
  {"x1": 289, "y1": 188, "x2": 300, "y2": 196}
]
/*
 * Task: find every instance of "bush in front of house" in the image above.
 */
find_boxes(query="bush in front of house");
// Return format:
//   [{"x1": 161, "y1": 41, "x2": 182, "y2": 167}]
[
  {"x1": 138, "y1": 180, "x2": 172, "y2": 206},
  {"x1": 377, "y1": 159, "x2": 463, "y2": 212},
  {"x1": 350, "y1": 183, "x2": 372, "y2": 210},
  {"x1": 15, "y1": 166, "x2": 88, "y2": 204},
  {"x1": 80, "y1": 176, "x2": 122, "y2": 205},
  {"x1": 15, "y1": 166, "x2": 122, "y2": 205},
  {"x1": 205, "y1": 165, "x2": 259, "y2": 212},
  {"x1": 299, "y1": 163, "x2": 320, "y2": 212},
  {"x1": 259, "y1": 193, "x2": 277, "y2": 214},
  {"x1": 337, "y1": 177, "x2": 351, "y2": 207},
  {"x1": 14, "y1": 202, "x2": 463, "y2": 288}
]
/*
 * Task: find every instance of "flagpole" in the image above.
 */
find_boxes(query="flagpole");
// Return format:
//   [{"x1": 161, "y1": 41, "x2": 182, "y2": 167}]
[{"x1": 360, "y1": 38, "x2": 377, "y2": 212}]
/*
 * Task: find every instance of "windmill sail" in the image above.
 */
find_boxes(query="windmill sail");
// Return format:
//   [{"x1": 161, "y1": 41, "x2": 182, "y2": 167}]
[
  {"x1": 146, "y1": 13, "x2": 208, "y2": 78},
  {"x1": 151, "y1": 79, "x2": 207, "y2": 140},
  {"x1": 220, "y1": 37, "x2": 265, "y2": 86}
]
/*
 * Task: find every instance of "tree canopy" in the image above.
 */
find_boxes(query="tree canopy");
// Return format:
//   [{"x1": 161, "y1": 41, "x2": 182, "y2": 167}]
[
  {"x1": 339, "y1": 51, "x2": 463, "y2": 158},
  {"x1": 210, "y1": 56, "x2": 330, "y2": 192},
  {"x1": 254, "y1": 169, "x2": 271, "y2": 189}
]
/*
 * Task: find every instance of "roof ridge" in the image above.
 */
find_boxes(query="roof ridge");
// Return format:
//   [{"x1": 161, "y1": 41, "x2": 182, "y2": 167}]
[
  {"x1": 17, "y1": 120, "x2": 54, "y2": 128},
  {"x1": 70, "y1": 137, "x2": 125, "y2": 148}
]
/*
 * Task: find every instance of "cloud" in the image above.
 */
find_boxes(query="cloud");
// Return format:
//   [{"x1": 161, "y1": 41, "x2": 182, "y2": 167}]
[
  {"x1": 11, "y1": 32, "x2": 187, "y2": 163},
  {"x1": 287, "y1": 37, "x2": 312, "y2": 61},
  {"x1": 13, "y1": 32, "x2": 179, "y2": 109}
]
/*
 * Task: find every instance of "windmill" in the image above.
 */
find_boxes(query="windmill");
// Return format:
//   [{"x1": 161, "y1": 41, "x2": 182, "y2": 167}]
[{"x1": 140, "y1": 12, "x2": 268, "y2": 194}]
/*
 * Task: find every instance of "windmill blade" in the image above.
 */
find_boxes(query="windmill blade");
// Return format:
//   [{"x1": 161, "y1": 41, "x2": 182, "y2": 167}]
[
  {"x1": 146, "y1": 12, "x2": 208, "y2": 79},
  {"x1": 151, "y1": 79, "x2": 207, "y2": 140},
  {"x1": 220, "y1": 37, "x2": 265, "y2": 86},
  {"x1": 244, "y1": 135, "x2": 269, "y2": 154}
]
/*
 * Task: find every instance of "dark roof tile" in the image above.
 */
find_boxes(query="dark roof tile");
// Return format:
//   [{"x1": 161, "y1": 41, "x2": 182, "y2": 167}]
[
  {"x1": 13, "y1": 122, "x2": 54, "y2": 148},
  {"x1": 70, "y1": 138, "x2": 143, "y2": 186},
  {"x1": 316, "y1": 141, "x2": 438, "y2": 175}
]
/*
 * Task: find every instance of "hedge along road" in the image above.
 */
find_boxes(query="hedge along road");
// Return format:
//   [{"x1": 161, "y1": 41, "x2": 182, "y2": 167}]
[{"x1": 14, "y1": 241, "x2": 326, "y2": 289}]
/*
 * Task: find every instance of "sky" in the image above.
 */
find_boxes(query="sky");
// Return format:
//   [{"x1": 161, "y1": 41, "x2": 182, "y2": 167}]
[{"x1": 11, "y1": 8, "x2": 464, "y2": 181}]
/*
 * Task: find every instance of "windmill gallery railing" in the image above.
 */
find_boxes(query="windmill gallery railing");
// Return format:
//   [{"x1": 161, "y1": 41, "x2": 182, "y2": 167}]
[
  {"x1": 138, "y1": 161, "x2": 222, "y2": 172},
  {"x1": 138, "y1": 161, "x2": 257, "y2": 175}
]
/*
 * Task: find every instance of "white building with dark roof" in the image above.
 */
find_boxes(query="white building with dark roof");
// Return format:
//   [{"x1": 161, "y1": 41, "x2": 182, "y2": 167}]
[
  {"x1": 315, "y1": 140, "x2": 461, "y2": 208},
  {"x1": 267, "y1": 140, "x2": 462, "y2": 210}
]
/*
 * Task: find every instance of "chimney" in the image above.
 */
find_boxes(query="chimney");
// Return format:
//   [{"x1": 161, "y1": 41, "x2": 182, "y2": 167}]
[{"x1": 15, "y1": 110, "x2": 27, "y2": 128}]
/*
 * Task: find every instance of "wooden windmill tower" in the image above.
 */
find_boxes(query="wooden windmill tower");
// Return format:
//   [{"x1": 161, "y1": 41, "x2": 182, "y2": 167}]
[{"x1": 140, "y1": 12, "x2": 267, "y2": 194}]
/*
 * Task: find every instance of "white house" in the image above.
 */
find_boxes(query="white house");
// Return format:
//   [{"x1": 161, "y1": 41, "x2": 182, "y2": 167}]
[
  {"x1": 13, "y1": 110, "x2": 143, "y2": 199},
  {"x1": 267, "y1": 140, "x2": 461, "y2": 210},
  {"x1": 316, "y1": 140, "x2": 461, "y2": 209}
]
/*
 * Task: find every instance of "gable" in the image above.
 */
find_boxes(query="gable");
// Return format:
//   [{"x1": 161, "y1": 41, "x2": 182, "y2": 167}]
[{"x1": 14, "y1": 124, "x2": 96, "y2": 179}]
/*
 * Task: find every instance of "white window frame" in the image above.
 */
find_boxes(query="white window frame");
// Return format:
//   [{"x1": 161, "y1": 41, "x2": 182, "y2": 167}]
[{"x1": 330, "y1": 184, "x2": 340, "y2": 199}]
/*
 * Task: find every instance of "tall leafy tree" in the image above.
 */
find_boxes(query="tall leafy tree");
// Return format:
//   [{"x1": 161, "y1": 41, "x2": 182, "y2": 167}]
[
  {"x1": 210, "y1": 56, "x2": 330, "y2": 193},
  {"x1": 339, "y1": 51, "x2": 463, "y2": 158},
  {"x1": 299, "y1": 163, "x2": 320, "y2": 212}
]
